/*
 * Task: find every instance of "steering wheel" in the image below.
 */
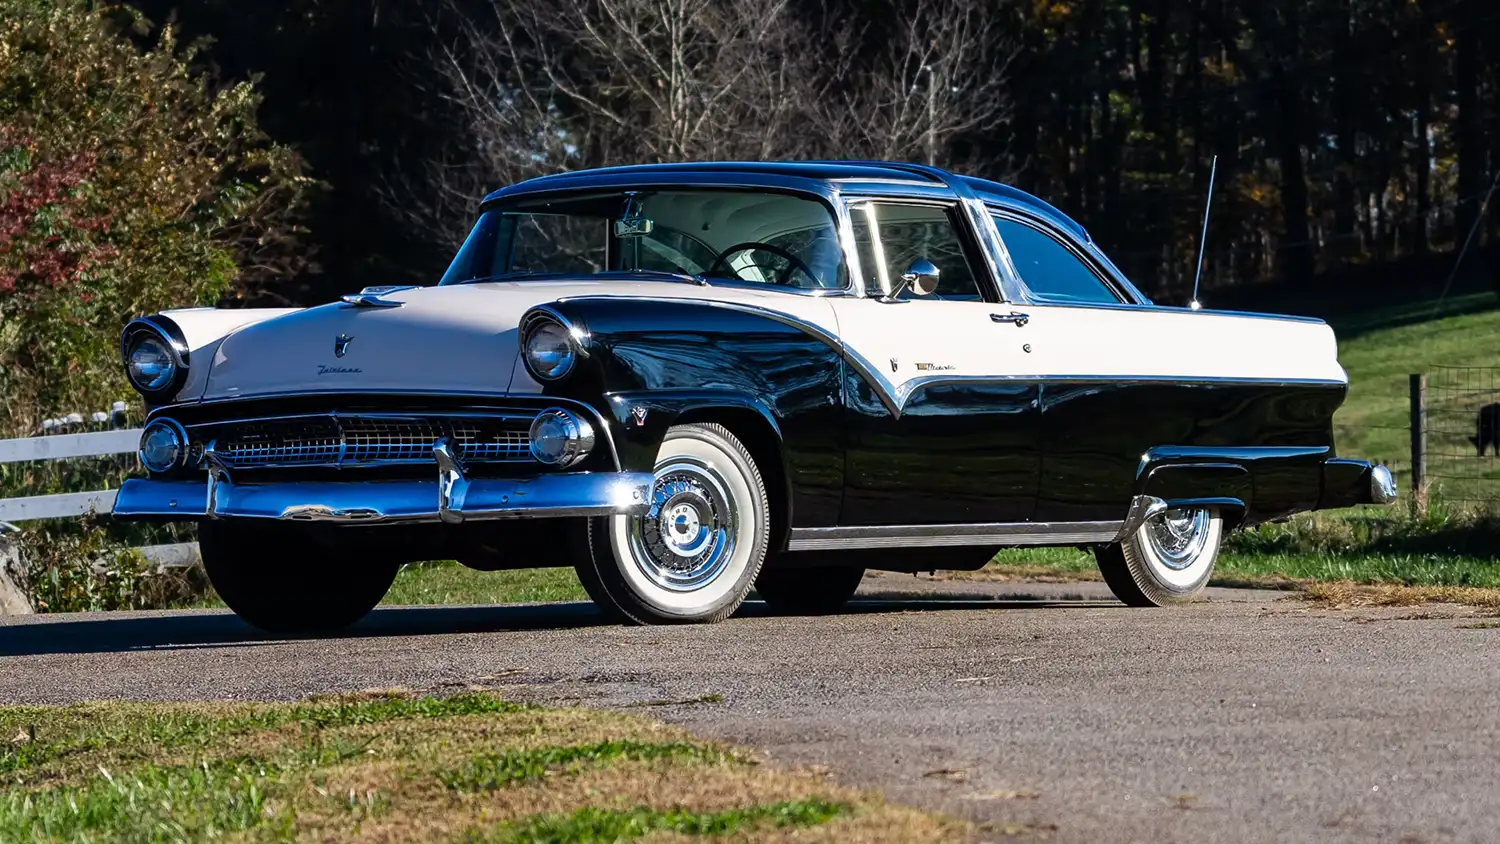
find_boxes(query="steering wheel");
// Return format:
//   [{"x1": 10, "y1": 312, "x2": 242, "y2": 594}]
[{"x1": 705, "y1": 241, "x2": 818, "y2": 287}]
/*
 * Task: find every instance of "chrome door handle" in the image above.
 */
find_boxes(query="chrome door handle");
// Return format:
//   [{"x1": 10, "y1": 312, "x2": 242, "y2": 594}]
[{"x1": 991, "y1": 311, "x2": 1030, "y2": 327}]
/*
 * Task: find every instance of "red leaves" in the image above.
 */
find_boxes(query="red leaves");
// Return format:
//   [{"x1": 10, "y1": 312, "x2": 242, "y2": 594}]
[{"x1": 0, "y1": 128, "x2": 116, "y2": 297}]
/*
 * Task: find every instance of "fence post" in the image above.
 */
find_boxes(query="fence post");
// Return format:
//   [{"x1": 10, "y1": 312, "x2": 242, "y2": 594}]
[{"x1": 1409, "y1": 373, "x2": 1428, "y2": 516}]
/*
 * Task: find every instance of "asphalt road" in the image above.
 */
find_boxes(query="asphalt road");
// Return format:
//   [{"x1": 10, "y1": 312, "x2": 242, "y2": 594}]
[{"x1": 2, "y1": 574, "x2": 1497, "y2": 844}]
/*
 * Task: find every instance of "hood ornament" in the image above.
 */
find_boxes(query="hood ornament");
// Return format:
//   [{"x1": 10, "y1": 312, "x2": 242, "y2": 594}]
[
  {"x1": 334, "y1": 333, "x2": 354, "y2": 358},
  {"x1": 340, "y1": 285, "x2": 417, "y2": 309}
]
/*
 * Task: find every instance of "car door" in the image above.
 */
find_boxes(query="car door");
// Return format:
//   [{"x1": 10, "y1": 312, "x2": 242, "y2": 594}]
[{"x1": 829, "y1": 201, "x2": 1041, "y2": 527}]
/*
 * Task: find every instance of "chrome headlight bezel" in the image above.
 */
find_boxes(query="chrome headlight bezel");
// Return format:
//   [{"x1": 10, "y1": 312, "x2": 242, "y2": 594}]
[
  {"x1": 138, "y1": 418, "x2": 189, "y2": 474},
  {"x1": 519, "y1": 309, "x2": 586, "y2": 383},
  {"x1": 529, "y1": 407, "x2": 596, "y2": 468},
  {"x1": 121, "y1": 317, "x2": 189, "y2": 401}
]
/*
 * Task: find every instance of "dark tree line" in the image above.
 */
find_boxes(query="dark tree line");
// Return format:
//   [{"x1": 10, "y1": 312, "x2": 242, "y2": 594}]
[{"x1": 133, "y1": 0, "x2": 1500, "y2": 308}]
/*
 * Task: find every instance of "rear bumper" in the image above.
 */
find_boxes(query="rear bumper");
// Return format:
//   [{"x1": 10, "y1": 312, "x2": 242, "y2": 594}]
[
  {"x1": 113, "y1": 471, "x2": 653, "y2": 525},
  {"x1": 1318, "y1": 458, "x2": 1397, "y2": 510}
]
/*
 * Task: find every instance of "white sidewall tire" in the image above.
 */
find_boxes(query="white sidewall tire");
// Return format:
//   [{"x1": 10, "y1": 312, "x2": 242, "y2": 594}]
[
  {"x1": 1106, "y1": 508, "x2": 1223, "y2": 606},
  {"x1": 592, "y1": 423, "x2": 768, "y2": 622}
]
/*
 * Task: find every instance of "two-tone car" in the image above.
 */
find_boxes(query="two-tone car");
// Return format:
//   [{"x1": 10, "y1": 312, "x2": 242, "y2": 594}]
[{"x1": 114, "y1": 161, "x2": 1395, "y2": 631}]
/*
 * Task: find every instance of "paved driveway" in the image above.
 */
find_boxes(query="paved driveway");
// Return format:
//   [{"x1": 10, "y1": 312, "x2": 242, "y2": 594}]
[{"x1": 2, "y1": 574, "x2": 1495, "y2": 843}]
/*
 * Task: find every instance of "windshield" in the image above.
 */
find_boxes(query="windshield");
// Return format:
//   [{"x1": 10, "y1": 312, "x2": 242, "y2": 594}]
[{"x1": 439, "y1": 190, "x2": 847, "y2": 290}]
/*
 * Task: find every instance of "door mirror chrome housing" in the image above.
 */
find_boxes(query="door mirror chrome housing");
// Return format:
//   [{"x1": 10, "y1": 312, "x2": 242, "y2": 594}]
[{"x1": 880, "y1": 259, "x2": 941, "y2": 301}]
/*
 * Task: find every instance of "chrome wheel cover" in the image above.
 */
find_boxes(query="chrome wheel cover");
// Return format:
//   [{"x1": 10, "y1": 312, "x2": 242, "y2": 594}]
[
  {"x1": 1144, "y1": 507, "x2": 1213, "y2": 571},
  {"x1": 627, "y1": 458, "x2": 739, "y2": 592}
]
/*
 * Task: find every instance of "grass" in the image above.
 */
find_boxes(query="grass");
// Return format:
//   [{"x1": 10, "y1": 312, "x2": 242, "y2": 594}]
[
  {"x1": 0, "y1": 691, "x2": 961, "y2": 843},
  {"x1": 1329, "y1": 288, "x2": 1500, "y2": 502},
  {"x1": 383, "y1": 563, "x2": 586, "y2": 606}
]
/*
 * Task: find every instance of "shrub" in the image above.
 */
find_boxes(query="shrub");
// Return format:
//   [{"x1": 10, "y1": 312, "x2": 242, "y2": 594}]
[
  {"x1": 0, "y1": 0, "x2": 312, "y2": 436},
  {"x1": 15, "y1": 516, "x2": 210, "y2": 613}
]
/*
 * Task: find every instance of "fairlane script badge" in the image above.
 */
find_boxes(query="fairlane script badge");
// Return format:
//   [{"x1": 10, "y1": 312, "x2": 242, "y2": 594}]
[
  {"x1": 334, "y1": 333, "x2": 354, "y2": 358},
  {"x1": 318, "y1": 364, "x2": 363, "y2": 376}
]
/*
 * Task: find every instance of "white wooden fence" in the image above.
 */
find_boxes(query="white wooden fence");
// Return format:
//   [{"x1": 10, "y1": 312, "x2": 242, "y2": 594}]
[{"x1": 0, "y1": 426, "x2": 197, "y2": 566}]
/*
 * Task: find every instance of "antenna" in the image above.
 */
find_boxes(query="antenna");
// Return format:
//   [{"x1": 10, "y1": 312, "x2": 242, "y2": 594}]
[{"x1": 1188, "y1": 154, "x2": 1218, "y2": 310}]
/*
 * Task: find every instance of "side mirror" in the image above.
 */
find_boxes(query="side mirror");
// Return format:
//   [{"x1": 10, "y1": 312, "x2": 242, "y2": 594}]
[{"x1": 898, "y1": 259, "x2": 941, "y2": 297}]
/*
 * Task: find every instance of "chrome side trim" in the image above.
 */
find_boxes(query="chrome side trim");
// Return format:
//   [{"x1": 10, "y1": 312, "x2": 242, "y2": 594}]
[
  {"x1": 786, "y1": 521, "x2": 1122, "y2": 551},
  {"x1": 113, "y1": 471, "x2": 653, "y2": 524},
  {"x1": 1116, "y1": 495, "x2": 1168, "y2": 541}
]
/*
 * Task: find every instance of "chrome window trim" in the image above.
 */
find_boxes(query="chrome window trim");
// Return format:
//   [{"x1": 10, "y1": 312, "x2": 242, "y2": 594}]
[
  {"x1": 987, "y1": 210, "x2": 1135, "y2": 306},
  {"x1": 841, "y1": 196, "x2": 1002, "y2": 303},
  {"x1": 474, "y1": 182, "x2": 859, "y2": 294}
]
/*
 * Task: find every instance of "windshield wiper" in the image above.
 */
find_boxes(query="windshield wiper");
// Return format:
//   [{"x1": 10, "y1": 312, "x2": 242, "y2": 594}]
[
  {"x1": 610, "y1": 269, "x2": 710, "y2": 286},
  {"x1": 452, "y1": 269, "x2": 710, "y2": 286}
]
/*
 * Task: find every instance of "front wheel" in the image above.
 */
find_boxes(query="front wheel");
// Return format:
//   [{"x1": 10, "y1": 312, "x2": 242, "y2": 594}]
[
  {"x1": 199, "y1": 521, "x2": 399, "y2": 633},
  {"x1": 1095, "y1": 506, "x2": 1222, "y2": 606},
  {"x1": 575, "y1": 423, "x2": 770, "y2": 624}
]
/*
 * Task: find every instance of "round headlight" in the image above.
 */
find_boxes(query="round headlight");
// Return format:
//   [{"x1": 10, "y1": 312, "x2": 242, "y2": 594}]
[
  {"x1": 523, "y1": 320, "x2": 576, "y2": 381},
  {"x1": 127, "y1": 334, "x2": 178, "y2": 393},
  {"x1": 138, "y1": 419, "x2": 187, "y2": 473},
  {"x1": 529, "y1": 408, "x2": 596, "y2": 467}
]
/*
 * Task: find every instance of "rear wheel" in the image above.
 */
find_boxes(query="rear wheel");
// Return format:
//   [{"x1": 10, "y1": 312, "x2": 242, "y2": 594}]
[
  {"x1": 199, "y1": 521, "x2": 399, "y2": 633},
  {"x1": 575, "y1": 423, "x2": 769, "y2": 624},
  {"x1": 755, "y1": 565, "x2": 865, "y2": 615},
  {"x1": 1095, "y1": 506, "x2": 1222, "y2": 606}
]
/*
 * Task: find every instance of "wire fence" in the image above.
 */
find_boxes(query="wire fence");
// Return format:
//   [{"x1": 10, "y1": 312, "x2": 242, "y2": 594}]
[{"x1": 1420, "y1": 366, "x2": 1500, "y2": 505}]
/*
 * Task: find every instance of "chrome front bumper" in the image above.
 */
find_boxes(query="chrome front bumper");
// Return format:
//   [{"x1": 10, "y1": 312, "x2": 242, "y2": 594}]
[{"x1": 113, "y1": 470, "x2": 653, "y2": 524}]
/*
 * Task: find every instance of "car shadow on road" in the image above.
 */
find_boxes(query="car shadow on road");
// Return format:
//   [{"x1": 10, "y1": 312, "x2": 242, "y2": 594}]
[
  {"x1": 0, "y1": 593, "x2": 1114, "y2": 658},
  {"x1": 0, "y1": 601, "x2": 610, "y2": 658}
]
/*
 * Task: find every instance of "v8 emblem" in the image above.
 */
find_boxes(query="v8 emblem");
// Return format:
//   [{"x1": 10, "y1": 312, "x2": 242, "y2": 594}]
[{"x1": 630, "y1": 405, "x2": 649, "y2": 426}]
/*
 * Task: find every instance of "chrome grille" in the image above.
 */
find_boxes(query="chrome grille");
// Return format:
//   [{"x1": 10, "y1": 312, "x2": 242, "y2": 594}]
[{"x1": 196, "y1": 413, "x2": 536, "y2": 469}]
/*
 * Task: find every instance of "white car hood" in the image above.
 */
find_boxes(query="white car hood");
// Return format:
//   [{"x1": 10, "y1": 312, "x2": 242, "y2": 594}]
[{"x1": 199, "y1": 281, "x2": 839, "y2": 401}]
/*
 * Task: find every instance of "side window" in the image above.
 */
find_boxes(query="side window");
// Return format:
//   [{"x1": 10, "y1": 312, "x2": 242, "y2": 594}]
[
  {"x1": 850, "y1": 203, "x2": 983, "y2": 301},
  {"x1": 993, "y1": 216, "x2": 1120, "y2": 304}
]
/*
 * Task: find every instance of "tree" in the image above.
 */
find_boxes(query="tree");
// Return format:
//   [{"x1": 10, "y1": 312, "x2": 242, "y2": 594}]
[
  {"x1": 0, "y1": 0, "x2": 311, "y2": 433},
  {"x1": 382, "y1": 0, "x2": 1018, "y2": 247}
]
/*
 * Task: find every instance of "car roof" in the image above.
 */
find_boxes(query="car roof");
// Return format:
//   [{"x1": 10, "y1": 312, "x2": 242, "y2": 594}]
[{"x1": 483, "y1": 161, "x2": 1089, "y2": 240}]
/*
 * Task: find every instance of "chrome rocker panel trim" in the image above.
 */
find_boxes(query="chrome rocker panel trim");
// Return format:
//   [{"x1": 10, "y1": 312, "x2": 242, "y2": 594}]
[
  {"x1": 114, "y1": 471, "x2": 653, "y2": 524},
  {"x1": 787, "y1": 520, "x2": 1125, "y2": 551}
]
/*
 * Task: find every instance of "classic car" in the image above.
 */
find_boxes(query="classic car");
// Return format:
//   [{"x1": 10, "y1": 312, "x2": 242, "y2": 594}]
[{"x1": 113, "y1": 161, "x2": 1396, "y2": 631}]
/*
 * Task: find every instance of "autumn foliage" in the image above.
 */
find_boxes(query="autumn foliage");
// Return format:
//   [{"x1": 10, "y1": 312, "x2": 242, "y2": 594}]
[{"x1": 0, "y1": 1, "x2": 311, "y2": 434}]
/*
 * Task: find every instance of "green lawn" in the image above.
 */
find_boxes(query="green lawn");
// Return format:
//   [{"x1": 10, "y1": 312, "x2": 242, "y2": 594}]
[
  {"x1": 1329, "y1": 289, "x2": 1500, "y2": 502},
  {"x1": 384, "y1": 563, "x2": 586, "y2": 606},
  {"x1": 0, "y1": 692, "x2": 952, "y2": 843}
]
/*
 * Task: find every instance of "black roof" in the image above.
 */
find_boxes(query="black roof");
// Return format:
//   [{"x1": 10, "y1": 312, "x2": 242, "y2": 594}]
[{"x1": 483, "y1": 161, "x2": 1087, "y2": 239}]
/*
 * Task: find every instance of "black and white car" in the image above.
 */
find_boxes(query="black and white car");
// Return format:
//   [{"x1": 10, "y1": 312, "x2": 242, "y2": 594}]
[{"x1": 115, "y1": 161, "x2": 1395, "y2": 631}]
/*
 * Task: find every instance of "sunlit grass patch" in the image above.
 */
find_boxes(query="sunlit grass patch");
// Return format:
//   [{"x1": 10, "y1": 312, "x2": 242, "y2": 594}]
[
  {"x1": 0, "y1": 692, "x2": 962, "y2": 843},
  {"x1": 439, "y1": 739, "x2": 734, "y2": 791},
  {"x1": 469, "y1": 799, "x2": 849, "y2": 843},
  {"x1": 0, "y1": 692, "x2": 531, "y2": 779}
]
